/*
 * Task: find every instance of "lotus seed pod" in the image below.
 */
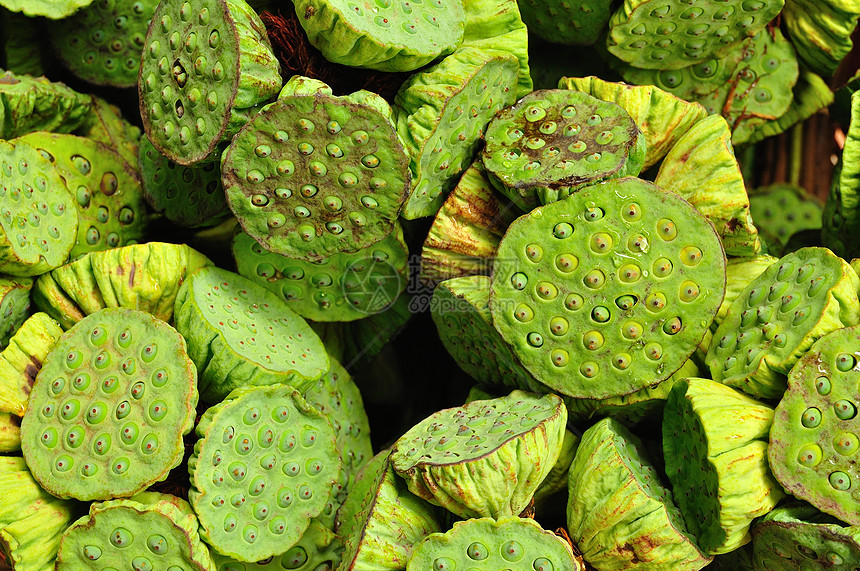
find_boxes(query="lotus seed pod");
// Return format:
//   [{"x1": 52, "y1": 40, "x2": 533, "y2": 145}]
[
  {"x1": 825, "y1": 90, "x2": 860, "y2": 260},
  {"x1": 606, "y1": 0, "x2": 784, "y2": 70},
  {"x1": 174, "y1": 266, "x2": 329, "y2": 403},
  {"x1": 47, "y1": 0, "x2": 158, "y2": 88},
  {"x1": 0, "y1": 0, "x2": 93, "y2": 18},
  {"x1": 395, "y1": 47, "x2": 520, "y2": 220},
  {"x1": 138, "y1": 135, "x2": 231, "y2": 229},
  {"x1": 222, "y1": 82, "x2": 410, "y2": 262},
  {"x1": 783, "y1": 0, "x2": 860, "y2": 77},
  {"x1": 532, "y1": 428, "x2": 580, "y2": 509},
  {"x1": 558, "y1": 75, "x2": 709, "y2": 168},
  {"x1": 0, "y1": 312, "x2": 63, "y2": 417},
  {"x1": 567, "y1": 417, "x2": 712, "y2": 569},
  {"x1": 75, "y1": 95, "x2": 141, "y2": 171},
  {"x1": 491, "y1": 176, "x2": 726, "y2": 399},
  {"x1": 0, "y1": 139, "x2": 78, "y2": 277},
  {"x1": 431, "y1": 275, "x2": 549, "y2": 394},
  {"x1": 750, "y1": 184, "x2": 824, "y2": 257},
  {"x1": 0, "y1": 276, "x2": 32, "y2": 350},
  {"x1": 420, "y1": 160, "x2": 523, "y2": 286},
  {"x1": 663, "y1": 378, "x2": 785, "y2": 555},
  {"x1": 232, "y1": 223, "x2": 408, "y2": 322},
  {"x1": 335, "y1": 451, "x2": 443, "y2": 571},
  {"x1": 746, "y1": 70, "x2": 835, "y2": 146},
  {"x1": 56, "y1": 493, "x2": 215, "y2": 570},
  {"x1": 0, "y1": 9, "x2": 48, "y2": 76},
  {"x1": 707, "y1": 247, "x2": 860, "y2": 400},
  {"x1": 482, "y1": 89, "x2": 647, "y2": 209},
  {"x1": 0, "y1": 495, "x2": 78, "y2": 571},
  {"x1": 391, "y1": 390, "x2": 567, "y2": 519},
  {"x1": 16, "y1": 131, "x2": 148, "y2": 258},
  {"x1": 32, "y1": 242, "x2": 213, "y2": 330},
  {"x1": 20, "y1": 308, "x2": 198, "y2": 500},
  {"x1": 0, "y1": 411, "x2": 19, "y2": 452},
  {"x1": 292, "y1": 0, "x2": 464, "y2": 72},
  {"x1": 715, "y1": 254, "x2": 779, "y2": 328},
  {"x1": 518, "y1": 0, "x2": 611, "y2": 45},
  {"x1": 139, "y1": 0, "x2": 282, "y2": 166},
  {"x1": 655, "y1": 115, "x2": 761, "y2": 257},
  {"x1": 189, "y1": 384, "x2": 339, "y2": 562},
  {"x1": 210, "y1": 521, "x2": 342, "y2": 570},
  {"x1": 0, "y1": 71, "x2": 92, "y2": 138}
]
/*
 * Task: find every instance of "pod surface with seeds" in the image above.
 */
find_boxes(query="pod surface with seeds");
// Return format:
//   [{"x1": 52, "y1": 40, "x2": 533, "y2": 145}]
[
  {"x1": 210, "y1": 520, "x2": 341, "y2": 570},
  {"x1": 749, "y1": 183, "x2": 823, "y2": 256}
]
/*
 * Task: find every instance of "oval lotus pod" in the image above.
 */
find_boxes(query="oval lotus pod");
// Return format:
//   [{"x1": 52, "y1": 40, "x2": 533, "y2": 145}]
[
  {"x1": 395, "y1": 47, "x2": 520, "y2": 220},
  {"x1": 0, "y1": 312, "x2": 63, "y2": 417},
  {"x1": 655, "y1": 114, "x2": 761, "y2": 257},
  {"x1": 17, "y1": 131, "x2": 148, "y2": 258},
  {"x1": 715, "y1": 254, "x2": 779, "y2": 328},
  {"x1": 420, "y1": 160, "x2": 522, "y2": 286},
  {"x1": 47, "y1": 0, "x2": 158, "y2": 87},
  {"x1": 210, "y1": 520, "x2": 342, "y2": 570},
  {"x1": 390, "y1": 390, "x2": 567, "y2": 519},
  {"x1": 518, "y1": 0, "x2": 610, "y2": 45},
  {"x1": 482, "y1": 89, "x2": 647, "y2": 209},
  {"x1": 75, "y1": 95, "x2": 141, "y2": 171},
  {"x1": 707, "y1": 247, "x2": 860, "y2": 400},
  {"x1": 174, "y1": 266, "x2": 329, "y2": 403},
  {"x1": 749, "y1": 184, "x2": 823, "y2": 256},
  {"x1": 663, "y1": 378, "x2": 785, "y2": 555},
  {"x1": 431, "y1": 275, "x2": 548, "y2": 395},
  {"x1": 0, "y1": 71, "x2": 92, "y2": 139},
  {"x1": 336, "y1": 450, "x2": 442, "y2": 571},
  {"x1": 232, "y1": 223, "x2": 408, "y2": 322},
  {"x1": 783, "y1": 0, "x2": 860, "y2": 77},
  {"x1": 0, "y1": 0, "x2": 93, "y2": 18},
  {"x1": 0, "y1": 139, "x2": 78, "y2": 277},
  {"x1": 222, "y1": 82, "x2": 410, "y2": 262},
  {"x1": 606, "y1": 0, "x2": 784, "y2": 70},
  {"x1": 491, "y1": 176, "x2": 726, "y2": 399},
  {"x1": 56, "y1": 493, "x2": 215, "y2": 570},
  {"x1": 189, "y1": 384, "x2": 340, "y2": 562},
  {"x1": 139, "y1": 135, "x2": 231, "y2": 229},
  {"x1": 292, "y1": 0, "x2": 464, "y2": 72},
  {"x1": 20, "y1": 308, "x2": 198, "y2": 500},
  {"x1": 0, "y1": 276, "x2": 32, "y2": 350},
  {"x1": 139, "y1": 0, "x2": 282, "y2": 166},
  {"x1": 558, "y1": 75, "x2": 709, "y2": 169},
  {"x1": 747, "y1": 70, "x2": 834, "y2": 146},
  {"x1": 567, "y1": 417, "x2": 712, "y2": 569}
]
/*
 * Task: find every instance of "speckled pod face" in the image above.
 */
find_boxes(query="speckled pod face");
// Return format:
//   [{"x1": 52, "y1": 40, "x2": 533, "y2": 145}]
[
  {"x1": 210, "y1": 520, "x2": 342, "y2": 570},
  {"x1": 0, "y1": 139, "x2": 78, "y2": 277},
  {"x1": 47, "y1": 0, "x2": 158, "y2": 87},
  {"x1": 482, "y1": 89, "x2": 646, "y2": 208},
  {"x1": 407, "y1": 516, "x2": 580, "y2": 571},
  {"x1": 0, "y1": 71, "x2": 92, "y2": 138},
  {"x1": 769, "y1": 325, "x2": 860, "y2": 526},
  {"x1": 707, "y1": 247, "x2": 860, "y2": 400},
  {"x1": 750, "y1": 184, "x2": 823, "y2": 255},
  {"x1": 0, "y1": 276, "x2": 32, "y2": 349},
  {"x1": 491, "y1": 176, "x2": 726, "y2": 399},
  {"x1": 139, "y1": 0, "x2": 282, "y2": 165},
  {"x1": 293, "y1": 0, "x2": 465, "y2": 72},
  {"x1": 390, "y1": 390, "x2": 567, "y2": 519},
  {"x1": 222, "y1": 87, "x2": 410, "y2": 262},
  {"x1": 18, "y1": 132, "x2": 148, "y2": 258},
  {"x1": 189, "y1": 383, "x2": 340, "y2": 562},
  {"x1": 0, "y1": 0, "x2": 94, "y2": 18},
  {"x1": 232, "y1": 223, "x2": 408, "y2": 322},
  {"x1": 20, "y1": 308, "x2": 198, "y2": 501},
  {"x1": 139, "y1": 135, "x2": 230, "y2": 228},
  {"x1": 606, "y1": 0, "x2": 784, "y2": 70}
]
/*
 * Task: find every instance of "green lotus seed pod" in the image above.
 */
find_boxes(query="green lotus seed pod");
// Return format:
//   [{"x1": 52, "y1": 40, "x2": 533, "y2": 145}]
[
  {"x1": 0, "y1": 9, "x2": 48, "y2": 76},
  {"x1": 0, "y1": 312, "x2": 63, "y2": 417},
  {"x1": 663, "y1": 378, "x2": 785, "y2": 555},
  {"x1": 47, "y1": 0, "x2": 158, "y2": 88},
  {"x1": 223, "y1": 82, "x2": 410, "y2": 262},
  {"x1": 750, "y1": 184, "x2": 823, "y2": 256},
  {"x1": 567, "y1": 417, "x2": 712, "y2": 569},
  {"x1": 606, "y1": 0, "x2": 784, "y2": 70},
  {"x1": 189, "y1": 383, "x2": 339, "y2": 562},
  {"x1": 210, "y1": 520, "x2": 341, "y2": 570},
  {"x1": 139, "y1": 135, "x2": 231, "y2": 229},
  {"x1": 420, "y1": 160, "x2": 523, "y2": 286},
  {"x1": 825, "y1": 90, "x2": 860, "y2": 260},
  {"x1": 0, "y1": 71, "x2": 92, "y2": 138},
  {"x1": 707, "y1": 247, "x2": 860, "y2": 400},
  {"x1": 655, "y1": 114, "x2": 761, "y2": 257},
  {"x1": 482, "y1": 89, "x2": 647, "y2": 208},
  {"x1": 532, "y1": 427, "x2": 580, "y2": 509},
  {"x1": 769, "y1": 324, "x2": 860, "y2": 526},
  {"x1": 746, "y1": 70, "x2": 834, "y2": 146},
  {"x1": 139, "y1": 0, "x2": 282, "y2": 166},
  {"x1": 0, "y1": 276, "x2": 32, "y2": 350},
  {"x1": 336, "y1": 451, "x2": 442, "y2": 571},
  {"x1": 391, "y1": 390, "x2": 567, "y2": 519},
  {"x1": 293, "y1": 0, "x2": 464, "y2": 72},
  {"x1": 0, "y1": 412, "x2": 19, "y2": 452},
  {"x1": 232, "y1": 223, "x2": 408, "y2": 322},
  {"x1": 174, "y1": 266, "x2": 329, "y2": 403},
  {"x1": 715, "y1": 254, "x2": 779, "y2": 328},
  {"x1": 0, "y1": 0, "x2": 93, "y2": 18},
  {"x1": 519, "y1": 0, "x2": 611, "y2": 45},
  {"x1": 783, "y1": 0, "x2": 860, "y2": 77},
  {"x1": 558, "y1": 75, "x2": 709, "y2": 168},
  {"x1": 396, "y1": 47, "x2": 519, "y2": 220},
  {"x1": 56, "y1": 493, "x2": 215, "y2": 570},
  {"x1": 432, "y1": 275, "x2": 549, "y2": 394},
  {"x1": 75, "y1": 95, "x2": 141, "y2": 171},
  {"x1": 17, "y1": 131, "x2": 148, "y2": 258},
  {"x1": 20, "y1": 308, "x2": 198, "y2": 500},
  {"x1": 491, "y1": 176, "x2": 726, "y2": 399}
]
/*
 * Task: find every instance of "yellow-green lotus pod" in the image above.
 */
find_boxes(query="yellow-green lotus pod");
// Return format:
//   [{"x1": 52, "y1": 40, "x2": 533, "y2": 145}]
[
  {"x1": 0, "y1": 276, "x2": 32, "y2": 350},
  {"x1": 655, "y1": 114, "x2": 760, "y2": 257},
  {"x1": 0, "y1": 312, "x2": 63, "y2": 416},
  {"x1": 74, "y1": 95, "x2": 140, "y2": 171},
  {"x1": 783, "y1": 0, "x2": 860, "y2": 77},
  {"x1": 716, "y1": 255, "x2": 780, "y2": 328},
  {"x1": 0, "y1": 411, "x2": 20, "y2": 452}
]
